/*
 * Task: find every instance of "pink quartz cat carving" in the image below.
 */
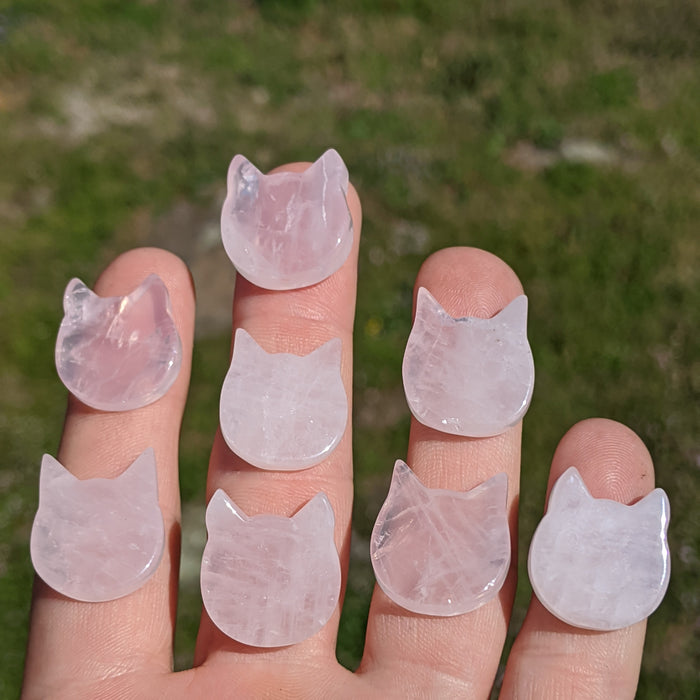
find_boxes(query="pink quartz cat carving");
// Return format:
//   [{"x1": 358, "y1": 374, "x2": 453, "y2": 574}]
[
  {"x1": 200, "y1": 490, "x2": 341, "y2": 647},
  {"x1": 219, "y1": 329, "x2": 347, "y2": 471},
  {"x1": 220, "y1": 149, "x2": 353, "y2": 290},
  {"x1": 371, "y1": 461, "x2": 510, "y2": 616},
  {"x1": 528, "y1": 466, "x2": 671, "y2": 630},
  {"x1": 402, "y1": 288, "x2": 535, "y2": 437},
  {"x1": 55, "y1": 274, "x2": 182, "y2": 411},
  {"x1": 30, "y1": 448, "x2": 165, "y2": 602}
]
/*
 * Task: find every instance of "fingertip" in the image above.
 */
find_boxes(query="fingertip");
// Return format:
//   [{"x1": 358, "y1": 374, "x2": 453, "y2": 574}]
[
  {"x1": 94, "y1": 247, "x2": 195, "y2": 303},
  {"x1": 549, "y1": 418, "x2": 656, "y2": 504},
  {"x1": 414, "y1": 247, "x2": 524, "y2": 319}
]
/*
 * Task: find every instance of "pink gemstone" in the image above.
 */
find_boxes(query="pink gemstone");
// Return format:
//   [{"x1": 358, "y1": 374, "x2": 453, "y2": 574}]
[
  {"x1": 528, "y1": 467, "x2": 671, "y2": 630},
  {"x1": 371, "y1": 461, "x2": 510, "y2": 616},
  {"x1": 402, "y1": 288, "x2": 534, "y2": 437},
  {"x1": 201, "y1": 490, "x2": 341, "y2": 647},
  {"x1": 220, "y1": 149, "x2": 353, "y2": 290},
  {"x1": 55, "y1": 274, "x2": 182, "y2": 411},
  {"x1": 219, "y1": 329, "x2": 347, "y2": 471},
  {"x1": 30, "y1": 449, "x2": 165, "y2": 602}
]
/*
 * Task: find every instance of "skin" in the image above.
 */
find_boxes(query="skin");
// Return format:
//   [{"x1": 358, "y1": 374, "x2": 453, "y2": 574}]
[{"x1": 22, "y1": 163, "x2": 653, "y2": 699}]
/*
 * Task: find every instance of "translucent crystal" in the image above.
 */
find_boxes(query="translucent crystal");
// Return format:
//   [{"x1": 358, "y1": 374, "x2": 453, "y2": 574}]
[
  {"x1": 402, "y1": 288, "x2": 534, "y2": 437},
  {"x1": 55, "y1": 275, "x2": 182, "y2": 412},
  {"x1": 371, "y1": 461, "x2": 510, "y2": 616},
  {"x1": 220, "y1": 149, "x2": 353, "y2": 290},
  {"x1": 30, "y1": 449, "x2": 165, "y2": 602},
  {"x1": 200, "y1": 490, "x2": 341, "y2": 647},
  {"x1": 219, "y1": 329, "x2": 347, "y2": 471},
  {"x1": 528, "y1": 467, "x2": 671, "y2": 630}
]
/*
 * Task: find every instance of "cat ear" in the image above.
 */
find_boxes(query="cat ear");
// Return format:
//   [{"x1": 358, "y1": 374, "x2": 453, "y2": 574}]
[
  {"x1": 230, "y1": 329, "x2": 268, "y2": 373},
  {"x1": 132, "y1": 274, "x2": 169, "y2": 309},
  {"x1": 415, "y1": 287, "x2": 454, "y2": 326},
  {"x1": 62, "y1": 278, "x2": 96, "y2": 317},
  {"x1": 227, "y1": 154, "x2": 263, "y2": 193},
  {"x1": 205, "y1": 489, "x2": 248, "y2": 531},
  {"x1": 305, "y1": 149, "x2": 349, "y2": 190},
  {"x1": 547, "y1": 467, "x2": 592, "y2": 512},
  {"x1": 467, "y1": 471, "x2": 508, "y2": 505},
  {"x1": 116, "y1": 448, "x2": 158, "y2": 496},
  {"x1": 233, "y1": 327, "x2": 263, "y2": 357},
  {"x1": 309, "y1": 337, "x2": 342, "y2": 365},
  {"x1": 292, "y1": 492, "x2": 335, "y2": 532},
  {"x1": 491, "y1": 295, "x2": 528, "y2": 334},
  {"x1": 39, "y1": 454, "x2": 76, "y2": 497},
  {"x1": 633, "y1": 488, "x2": 671, "y2": 529},
  {"x1": 387, "y1": 459, "x2": 426, "y2": 498}
]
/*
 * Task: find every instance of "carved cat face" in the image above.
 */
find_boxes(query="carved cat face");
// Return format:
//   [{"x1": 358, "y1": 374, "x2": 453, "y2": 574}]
[
  {"x1": 30, "y1": 449, "x2": 165, "y2": 602},
  {"x1": 371, "y1": 461, "x2": 510, "y2": 616},
  {"x1": 55, "y1": 274, "x2": 182, "y2": 412},
  {"x1": 220, "y1": 149, "x2": 353, "y2": 290},
  {"x1": 402, "y1": 288, "x2": 534, "y2": 437},
  {"x1": 219, "y1": 329, "x2": 348, "y2": 470},
  {"x1": 200, "y1": 490, "x2": 341, "y2": 647},
  {"x1": 528, "y1": 467, "x2": 671, "y2": 630}
]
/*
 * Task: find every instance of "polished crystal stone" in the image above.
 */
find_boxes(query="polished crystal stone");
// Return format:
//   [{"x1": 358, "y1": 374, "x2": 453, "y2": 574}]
[
  {"x1": 201, "y1": 490, "x2": 341, "y2": 647},
  {"x1": 371, "y1": 461, "x2": 510, "y2": 616},
  {"x1": 220, "y1": 329, "x2": 347, "y2": 471},
  {"x1": 402, "y1": 288, "x2": 534, "y2": 437},
  {"x1": 55, "y1": 275, "x2": 182, "y2": 412},
  {"x1": 528, "y1": 467, "x2": 671, "y2": 631},
  {"x1": 30, "y1": 449, "x2": 165, "y2": 602},
  {"x1": 220, "y1": 149, "x2": 353, "y2": 290}
]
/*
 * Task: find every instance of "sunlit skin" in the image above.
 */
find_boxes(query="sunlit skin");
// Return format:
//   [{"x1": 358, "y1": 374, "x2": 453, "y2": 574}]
[{"x1": 23, "y1": 163, "x2": 652, "y2": 699}]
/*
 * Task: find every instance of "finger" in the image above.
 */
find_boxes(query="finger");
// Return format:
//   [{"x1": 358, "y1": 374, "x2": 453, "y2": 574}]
[
  {"x1": 360, "y1": 248, "x2": 526, "y2": 697},
  {"x1": 500, "y1": 418, "x2": 654, "y2": 699},
  {"x1": 23, "y1": 248, "x2": 195, "y2": 693},
  {"x1": 194, "y1": 162, "x2": 362, "y2": 669}
]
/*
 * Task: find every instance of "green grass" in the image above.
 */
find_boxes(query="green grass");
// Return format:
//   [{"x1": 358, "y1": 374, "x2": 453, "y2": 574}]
[{"x1": 1, "y1": 1, "x2": 698, "y2": 696}]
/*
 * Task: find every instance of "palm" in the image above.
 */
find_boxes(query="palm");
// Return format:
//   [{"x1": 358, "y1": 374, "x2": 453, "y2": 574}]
[{"x1": 23, "y1": 164, "x2": 651, "y2": 700}]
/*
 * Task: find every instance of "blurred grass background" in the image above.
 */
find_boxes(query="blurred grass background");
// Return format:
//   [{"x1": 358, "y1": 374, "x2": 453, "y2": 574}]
[{"x1": 1, "y1": 0, "x2": 698, "y2": 696}]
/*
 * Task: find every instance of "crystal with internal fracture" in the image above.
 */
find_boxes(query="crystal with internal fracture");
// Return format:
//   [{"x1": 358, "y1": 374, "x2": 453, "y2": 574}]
[
  {"x1": 220, "y1": 149, "x2": 353, "y2": 290},
  {"x1": 220, "y1": 329, "x2": 347, "y2": 470},
  {"x1": 402, "y1": 288, "x2": 534, "y2": 437},
  {"x1": 201, "y1": 490, "x2": 341, "y2": 647},
  {"x1": 55, "y1": 275, "x2": 182, "y2": 411},
  {"x1": 371, "y1": 461, "x2": 510, "y2": 616},
  {"x1": 30, "y1": 449, "x2": 165, "y2": 602},
  {"x1": 528, "y1": 467, "x2": 671, "y2": 630}
]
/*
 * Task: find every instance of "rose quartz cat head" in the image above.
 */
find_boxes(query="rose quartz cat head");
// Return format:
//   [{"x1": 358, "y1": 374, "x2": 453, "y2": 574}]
[
  {"x1": 402, "y1": 288, "x2": 534, "y2": 437},
  {"x1": 371, "y1": 461, "x2": 510, "y2": 616},
  {"x1": 219, "y1": 329, "x2": 347, "y2": 470},
  {"x1": 220, "y1": 149, "x2": 353, "y2": 290},
  {"x1": 30, "y1": 448, "x2": 165, "y2": 602},
  {"x1": 528, "y1": 467, "x2": 671, "y2": 630},
  {"x1": 55, "y1": 274, "x2": 182, "y2": 411},
  {"x1": 200, "y1": 490, "x2": 341, "y2": 647}
]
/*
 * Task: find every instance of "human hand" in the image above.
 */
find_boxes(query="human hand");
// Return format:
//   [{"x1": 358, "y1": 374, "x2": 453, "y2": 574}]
[{"x1": 22, "y1": 163, "x2": 655, "y2": 699}]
